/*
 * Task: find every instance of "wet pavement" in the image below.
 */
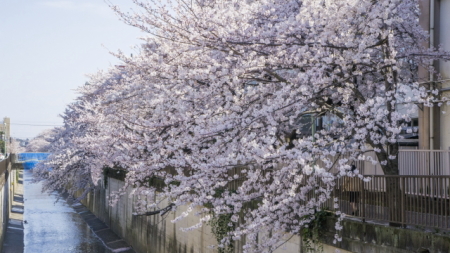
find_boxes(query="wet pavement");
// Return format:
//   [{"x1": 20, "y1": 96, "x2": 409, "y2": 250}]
[{"x1": 23, "y1": 170, "x2": 111, "y2": 253}]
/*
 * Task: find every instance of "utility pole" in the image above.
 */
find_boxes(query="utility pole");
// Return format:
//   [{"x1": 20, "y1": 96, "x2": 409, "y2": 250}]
[
  {"x1": 2, "y1": 117, "x2": 10, "y2": 156},
  {"x1": 3, "y1": 124, "x2": 6, "y2": 156}
]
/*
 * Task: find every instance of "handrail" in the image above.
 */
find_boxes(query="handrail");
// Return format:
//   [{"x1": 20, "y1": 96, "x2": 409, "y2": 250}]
[
  {"x1": 329, "y1": 175, "x2": 450, "y2": 229},
  {"x1": 399, "y1": 150, "x2": 450, "y2": 152},
  {"x1": 364, "y1": 175, "x2": 450, "y2": 178}
]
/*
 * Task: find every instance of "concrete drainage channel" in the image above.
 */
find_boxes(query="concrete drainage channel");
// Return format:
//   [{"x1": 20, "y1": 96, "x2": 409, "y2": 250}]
[
  {"x1": 2, "y1": 169, "x2": 136, "y2": 253},
  {"x1": 70, "y1": 201, "x2": 135, "y2": 253}
]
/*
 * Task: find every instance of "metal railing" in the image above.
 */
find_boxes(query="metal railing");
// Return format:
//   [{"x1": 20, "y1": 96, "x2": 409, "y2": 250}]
[
  {"x1": 315, "y1": 150, "x2": 450, "y2": 176},
  {"x1": 398, "y1": 150, "x2": 450, "y2": 175},
  {"x1": 328, "y1": 175, "x2": 450, "y2": 229},
  {"x1": 145, "y1": 151, "x2": 450, "y2": 230},
  {"x1": 223, "y1": 172, "x2": 450, "y2": 229},
  {"x1": 0, "y1": 156, "x2": 9, "y2": 176}
]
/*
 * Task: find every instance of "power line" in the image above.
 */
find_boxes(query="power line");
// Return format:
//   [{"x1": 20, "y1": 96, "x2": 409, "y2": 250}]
[{"x1": 10, "y1": 123, "x2": 63, "y2": 127}]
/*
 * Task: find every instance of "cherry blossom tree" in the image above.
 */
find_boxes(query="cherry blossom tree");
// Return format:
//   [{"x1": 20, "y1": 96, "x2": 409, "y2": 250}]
[
  {"x1": 9, "y1": 138, "x2": 26, "y2": 154},
  {"x1": 26, "y1": 129, "x2": 60, "y2": 153},
  {"x1": 35, "y1": 0, "x2": 450, "y2": 251}
]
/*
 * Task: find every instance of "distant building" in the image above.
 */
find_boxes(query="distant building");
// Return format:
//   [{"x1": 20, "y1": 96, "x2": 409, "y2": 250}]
[{"x1": 0, "y1": 117, "x2": 11, "y2": 153}]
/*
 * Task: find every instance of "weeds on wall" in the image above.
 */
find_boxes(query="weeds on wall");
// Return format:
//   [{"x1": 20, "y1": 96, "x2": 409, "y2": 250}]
[
  {"x1": 16, "y1": 169, "x2": 19, "y2": 184},
  {"x1": 205, "y1": 187, "x2": 235, "y2": 253},
  {"x1": 208, "y1": 212, "x2": 235, "y2": 253},
  {"x1": 300, "y1": 208, "x2": 331, "y2": 253}
]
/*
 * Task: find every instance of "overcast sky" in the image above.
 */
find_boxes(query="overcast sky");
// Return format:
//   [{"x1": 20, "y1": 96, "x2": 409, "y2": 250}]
[{"x1": 0, "y1": 0, "x2": 145, "y2": 139}]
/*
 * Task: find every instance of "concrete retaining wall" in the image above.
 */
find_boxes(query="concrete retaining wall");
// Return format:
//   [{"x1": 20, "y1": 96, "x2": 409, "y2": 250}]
[
  {"x1": 81, "y1": 177, "x2": 219, "y2": 253},
  {"x1": 323, "y1": 217, "x2": 450, "y2": 253},
  {"x1": 80, "y1": 176, "x2": 349, "y2": 253},
  {"x1": 80, "y1": 175, "x2": 450, "y2": 253},
  {"x1": 0, "y1": 157, "x2": 12, "y2": 252}
]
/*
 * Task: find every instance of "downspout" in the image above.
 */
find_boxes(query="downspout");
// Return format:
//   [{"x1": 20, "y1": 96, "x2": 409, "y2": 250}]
[{"x1": 430, "y1": 0, "x2": 435, "y2": 150}]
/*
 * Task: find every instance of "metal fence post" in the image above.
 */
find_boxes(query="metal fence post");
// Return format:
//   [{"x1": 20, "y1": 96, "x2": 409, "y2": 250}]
[
  {"x1": 401, "y1": 177, "x2": 405, "y2": 227},
  {"x1": 361, "y1": 178, "x2": 365, "y2": 222}
]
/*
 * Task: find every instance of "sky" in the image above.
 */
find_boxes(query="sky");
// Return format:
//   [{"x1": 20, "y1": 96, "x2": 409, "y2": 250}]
[{"x1": 0, "y1": 0, "x2": 146, "y2": 139}]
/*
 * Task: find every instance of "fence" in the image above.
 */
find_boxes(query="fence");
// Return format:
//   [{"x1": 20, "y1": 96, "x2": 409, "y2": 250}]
[
  {"x1": 324, "y1": 175, "x2": 450, "y2": 229},
  {"x1": 223, "y1": 170, "x2": 450, "y2": 229},
  {"x1": 315, "y1": 150, "x2": 450, "y2": 176},
  {"x1": 398, "y1": 150, "x2": 450, "y2": 175},
  {"x1": 0, "y1": 157, "x2": 8, "y2": 177},
  {"x1": 149, "y1": 151, "x2": 450, "y2": 230}
]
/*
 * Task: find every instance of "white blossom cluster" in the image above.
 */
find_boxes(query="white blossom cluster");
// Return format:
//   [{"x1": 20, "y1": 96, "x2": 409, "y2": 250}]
[
  {"x1": 26, "y1": 129, "x2": 60, "y2": 153},
  {"x1": 33, "y1": 0, "x2": 450, "y2": 252}
]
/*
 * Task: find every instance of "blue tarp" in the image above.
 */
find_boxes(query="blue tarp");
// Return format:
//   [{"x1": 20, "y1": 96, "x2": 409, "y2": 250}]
[{"x1": 18, "y1": 153, "x2": 50, "y2": 170}]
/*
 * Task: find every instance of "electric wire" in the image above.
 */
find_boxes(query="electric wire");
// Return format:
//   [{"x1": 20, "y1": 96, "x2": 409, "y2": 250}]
[{"x1": 10, "y1": 123, "x2": 63, "y2": 127}]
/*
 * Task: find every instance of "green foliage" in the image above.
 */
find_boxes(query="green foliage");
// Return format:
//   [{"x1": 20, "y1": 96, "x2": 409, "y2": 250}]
[
  {"x1": 300, "y1": 209, "x2": 331, "y2": 253},
  {"x1": 205, "y1": 188, "x2": 235, "y2": 253},
  {"x1": 0, "y1": 140, "x2": 4, "y2": 154},
  {"x1": 208, "y1": 212, "x2": 235, "y2": 253}
]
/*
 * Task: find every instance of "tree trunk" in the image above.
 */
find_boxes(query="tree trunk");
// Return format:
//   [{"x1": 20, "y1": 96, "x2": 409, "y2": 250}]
[
  {"x1": 385, "y1": 177, "x2": 403, "y2": 226},
  {"x1": 374, "y1": 143, "x2": 403, "y2": 226}
]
